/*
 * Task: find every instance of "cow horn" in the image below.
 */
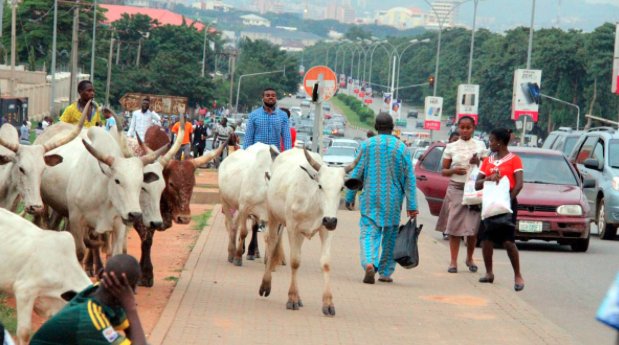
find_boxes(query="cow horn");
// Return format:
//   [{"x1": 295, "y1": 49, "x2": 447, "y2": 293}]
[
  {"x1": 303, "y1": 147, "x2": 322, "y2": 172},
  {"x1": 140, "y1": 143, "x2": 169, "y2": 166},
  {"x1": 192, "y1": 144, "x2": 223, "y2": 168},
  {"x1": 344, "y1": 153, "x2": 362, "y2": 173},
  {"x1": 158, "y1": 113, "x2": 185, "y2": 167},
  {"x1": 43, "y1": 100, "x2": 89, "y2": 153},
  {"x1": 0, "y1": 135, "x2": 19, "y2": 153},
  {"x1": 82, "y1": 139, "x2": 115, "y2": 167}
]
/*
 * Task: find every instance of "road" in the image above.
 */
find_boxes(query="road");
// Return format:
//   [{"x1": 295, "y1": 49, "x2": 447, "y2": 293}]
[{"x1": 279, "y1": 95, "x2": 619, "y2": 344}]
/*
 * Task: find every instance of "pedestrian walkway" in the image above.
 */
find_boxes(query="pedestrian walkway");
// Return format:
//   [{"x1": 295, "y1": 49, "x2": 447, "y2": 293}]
[{"x1": 149, "y1": 205, "x2": 578, "y2": 345}]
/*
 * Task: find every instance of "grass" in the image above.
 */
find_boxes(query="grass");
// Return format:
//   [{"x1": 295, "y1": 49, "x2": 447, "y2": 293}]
[
  {"x1": 330, "y1": 97, "x2": 373, "y2": 131},
  {"x1": 192, "y1": 210, "x2": 212, "y2": 231},
  {"x1": 195, "y1": 183, "x2": 218, "y2": 189},
  {"x1": 14, "y1": 202, "x2": 34, "y2": 222},
  {"x1": 0, "y1": 293, "x2": 17, "y2": 334},
  {"x1": 164, "y1": 276, "x2": 179, "y2": 283}
]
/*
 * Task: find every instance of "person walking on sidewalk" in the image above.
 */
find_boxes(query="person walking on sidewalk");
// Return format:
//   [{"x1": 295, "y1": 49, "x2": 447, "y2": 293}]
[
  {"x1": 243, "y1": 88, "x2": 291, "y2": 150},
  {"x1": 438, "y1": 116, "x2": 487, "y2": 274},
  {"x1": 436, "y1": 130, "x2": 460, "y2": 241},
  {"x1": 475, "y1": 128, "x2": 525, "y2": 291},
  {"x1": 345, "y1": 112, "x2": 418, "y2": 284}
]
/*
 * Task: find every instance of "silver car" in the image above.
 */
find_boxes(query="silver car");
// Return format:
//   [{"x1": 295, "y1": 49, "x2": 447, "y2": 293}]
[{"x1": 323, "y1": 146, "x2": 357, "y2": 167}]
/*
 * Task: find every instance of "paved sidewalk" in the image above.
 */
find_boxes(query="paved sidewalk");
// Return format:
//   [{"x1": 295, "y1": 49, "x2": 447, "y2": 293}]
[{"x1": 149, "y1": 205, "x2": 578, "y2": 345}]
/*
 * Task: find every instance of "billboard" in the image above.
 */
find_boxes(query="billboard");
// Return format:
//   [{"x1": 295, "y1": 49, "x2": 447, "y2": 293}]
[
  {"x1": 391, "y1": 98, "x2": 402, "y2": 120},
  {"x1": 120, "y1": 93, "x2": 188, "y2": 115},
  {"x1": 512, "y1": 69, "x2": 542, "y2": 122},
  {"x1": 613, "y1": 23, "x2": 619, "y2": 95},
  {"x1": 456, "y1": 84, "x2": 479, "y2": 124},
  {"x1": 424, "y1": 96, "x2": 443, "y2": 130}
]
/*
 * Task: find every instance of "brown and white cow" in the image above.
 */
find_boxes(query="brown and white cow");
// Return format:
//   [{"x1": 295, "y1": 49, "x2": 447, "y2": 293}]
[
  {"x1": 132, "y1": 124, "x2": 222, "y2": 286},
  {"x1": 259, "y1": 148, "x2": 361, "y2": 317}
]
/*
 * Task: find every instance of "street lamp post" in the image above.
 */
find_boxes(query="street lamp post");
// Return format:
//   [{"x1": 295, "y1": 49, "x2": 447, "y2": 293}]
[
  {"x1": 520, "y1": 0, "x2": 536, "y2": 146},
  {"x1": 90, "y1": 0, "x2": 96, "y2": 80},
  {"x1": 234, "y1": 70, "x2": 285, "y2": 113},
  {"x1": 467, "y1": 0, "x2": 479, "y2": 83},
  {"x1": 202, "y1": 22, "x2": 216, "y2": 78},
  {"x1": 50, "y1": 0, "x2": 58, "y2": 115},
  {"x1": 394, "y1": 39, "x2": 430, "y2": 99}
]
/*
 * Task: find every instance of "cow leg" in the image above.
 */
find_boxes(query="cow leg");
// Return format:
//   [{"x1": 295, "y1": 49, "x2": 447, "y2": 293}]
[
  {"x1": 14, "y1": 288, "x2": 36, "y2": 345},
  {"x1": 247, "y1": 222, "x2": 260, "y2": 260},
  {"x1": 222, "y1": 203, "x2": 237, "y2": 263},
  {"x1": 233, "y1": 211, "x2": 249, "y2": 266},
  {"x1": 68, "y1": 213, "x2": 86, "y2": 262},
  {"x1": 135, "y1": 223, "x2": 155, "y2": 287},
  {"x1": 286, "y1": 228, "x2": 305, "y2": 311},
  {"x1": 259, "y1": 221, "x2": 284, "y2": 298},
  {"x1": 110, "y1": 223, "x2": 127, "y2": 256},
  {"x1": 319, "y1": 229, "x2": 335, "y2": 316}
]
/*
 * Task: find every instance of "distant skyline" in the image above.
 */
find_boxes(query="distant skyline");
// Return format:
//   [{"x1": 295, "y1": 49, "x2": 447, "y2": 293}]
[{"x1": 224, "y1": 0, "x2": 619, "y2": 32}]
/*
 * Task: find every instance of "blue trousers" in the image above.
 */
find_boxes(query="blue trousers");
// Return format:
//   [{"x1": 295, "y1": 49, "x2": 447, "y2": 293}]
[{"x1": 359, "y1": 216, "x2": 398, "y2": 277}]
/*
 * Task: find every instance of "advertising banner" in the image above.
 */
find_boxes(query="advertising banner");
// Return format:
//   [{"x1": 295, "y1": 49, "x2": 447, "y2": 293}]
[
  {"x1": 383, "y1": 92, "x2": 392, "y2": 113},
  {"x1": 512, "y1": 69, "x2": 542, "y2": 122},
  {"x1": 392, "y1": 98, "x2": 402, "y2": 120},
  {"x1": 120, "y1": 93, "x2": 188, "y2": 114},
  {"x1": 424, "y1": 96, "x2": 443, "y2": 130},
  {"x1": 456, "y1": 84, "x2": 480, "y2": 124}
]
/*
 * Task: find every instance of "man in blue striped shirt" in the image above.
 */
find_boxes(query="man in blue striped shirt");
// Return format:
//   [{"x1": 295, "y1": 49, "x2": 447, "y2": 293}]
[{"x1": 243, "y1": 88, "x2": 292, "y2": 150}]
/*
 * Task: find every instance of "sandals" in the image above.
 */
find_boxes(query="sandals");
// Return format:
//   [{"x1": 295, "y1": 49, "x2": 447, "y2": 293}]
[
  {"x1": 465, "y1": 262, "x2": 478, "y2": 273},
  {"x1": 447, "y1": 266, "x2": 457, "y2": 273},
  {"x1": 363, "y1": 265, "x2": 376, "y2": 284},
  {"x1": 478, "y1": 275, "x2": 494, "y2": 283},
  {"x1": 378, "y1": 276, "x2": 393, "y2": 283}
]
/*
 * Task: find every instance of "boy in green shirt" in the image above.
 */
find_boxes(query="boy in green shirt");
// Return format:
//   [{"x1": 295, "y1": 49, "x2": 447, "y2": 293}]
[{"x1": 31, "y1": 255, "x2": 148, "y2": 345}]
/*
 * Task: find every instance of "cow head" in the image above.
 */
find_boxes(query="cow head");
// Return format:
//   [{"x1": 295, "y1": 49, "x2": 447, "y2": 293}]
[
  {"x1": 0, "y1": 108, "x2": 86, "y2": 215},
  {"x1": 302, "y1": 148, "x2": 362, "y2": 231},
  {"x1": 81, "y1": 137, "x2": 167, "y2": 225}
]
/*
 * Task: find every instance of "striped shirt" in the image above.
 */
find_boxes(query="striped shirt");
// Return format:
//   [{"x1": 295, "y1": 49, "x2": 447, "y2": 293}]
[
  {"x1": 243, "y1": 107, "x2": 292, "y2": 150},
  {"x1": 345, "y1": 134, "x2": 417, "y2": 227},
  {"x1": 30, "y1": 285, "x2": 130, "y2": 345}
]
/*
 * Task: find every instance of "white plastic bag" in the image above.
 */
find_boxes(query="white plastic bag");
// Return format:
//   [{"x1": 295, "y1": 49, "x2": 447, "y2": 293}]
[
  {"x1": 462, "y1": 166, "x2": 482, "y2": 205},
  {"x1": 481, "y1": 176, "x2": 512, "y2": 220}
]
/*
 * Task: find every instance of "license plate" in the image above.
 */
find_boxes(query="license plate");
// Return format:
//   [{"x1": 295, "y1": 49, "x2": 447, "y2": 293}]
[{"x1": 518, "y1": 221, "x2": 543, "y2": 233}]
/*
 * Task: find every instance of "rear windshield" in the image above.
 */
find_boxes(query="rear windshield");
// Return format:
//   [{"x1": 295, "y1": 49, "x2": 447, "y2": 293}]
[
  {"x1": 562, "y1": 137, "x2": 578, "y2": 156},
  {"x1": 326, "y1": 147, "x2": 356, "y2": 156},
  {"x1": 520, "y1": 153, "x2": 578, "y2": 186},
  {"x1": 610, "y1": 140, "x2": 619, "y2": 168}
]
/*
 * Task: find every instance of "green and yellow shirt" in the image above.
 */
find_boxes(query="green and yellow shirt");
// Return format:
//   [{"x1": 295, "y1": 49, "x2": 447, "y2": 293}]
[
  {"x1": 60, "y1": 102, "x2": 101, "y2": 128},
  {"x1": 30, "y1": 285, "x2": 130, "y2": 345}
]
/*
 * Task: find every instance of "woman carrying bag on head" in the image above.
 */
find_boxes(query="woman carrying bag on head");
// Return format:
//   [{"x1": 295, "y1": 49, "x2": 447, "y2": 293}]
[
  {"x1": 438, "y1": 116, "x2": 487, "y2": 274},
  {"x1": 475, "y1": 128, "x2": 525, "y2": 292}
]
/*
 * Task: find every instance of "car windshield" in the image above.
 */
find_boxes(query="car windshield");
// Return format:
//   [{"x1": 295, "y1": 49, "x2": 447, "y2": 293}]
[
  {"x1": 520, "y1": 152, "x2": 578, "y2": 186},
  {"x1": 332, "y1": 141, "x2": 357, "y2": 148},
  {"x1": 326, "y1": 147, "x2": 356, "y2": 157},
  {"x1": 610, "y1": 140, "x2": 619, "y2": 168},
  {"x1": 562, "y1": 137, "x2": 578, "y2": 156}
]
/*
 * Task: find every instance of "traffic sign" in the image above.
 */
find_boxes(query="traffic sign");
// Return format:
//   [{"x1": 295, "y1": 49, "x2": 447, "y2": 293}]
[
  {"x1": 303, "y1": 66, "x2": 338, "y2": 101},
  {"x1": 512, "y1": 69, "x2": 542, "y2": 122}
]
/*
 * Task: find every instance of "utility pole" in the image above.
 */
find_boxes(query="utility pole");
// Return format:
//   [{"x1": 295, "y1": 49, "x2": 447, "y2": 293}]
[
  {"x1": 9, "y1": 0, "x2": 18, "y2": 97},
  {"x1": 69, "y1": 0, "x2": 80, "y2": 102},
  {"x1": 90, "y1": 0, "x2": 96, "y2": 79},
  {"x1": 201, "y1": 27, "x2": 208, "y2": 77},
  {"x1": 115, "y1": 40, "x2": 120, "y2": 65},
  {"x1": 228, "y1": 51, "x2": 236, "y2": 111},
  {"x1": 136, "y1": 38, "x2": 142, "y2": 67},
  {"x1": 105, "y1": 34, "x2": 114, "y2": 106},
  {"x1": 521, "y1": 0, "x2": 536, "y2": 146},
  {"x1": 50, "y1": 0, "x2": 58, "y2": 115}
]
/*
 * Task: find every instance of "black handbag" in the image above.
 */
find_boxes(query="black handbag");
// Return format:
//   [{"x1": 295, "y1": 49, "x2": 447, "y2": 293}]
[{"x1": 393, "y1": 219, "x2": 423, "y2": 269}]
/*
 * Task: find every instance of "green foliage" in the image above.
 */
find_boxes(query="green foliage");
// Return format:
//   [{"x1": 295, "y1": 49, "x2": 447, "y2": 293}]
[
  {"x1": 192, "y1": 210, "x2": 212, "y2": 231},
  {"x1": 332, "y1": 94, "x2": 374, "y2": 130},
  {"x1": 0, "y1": 293, "x2": 17, "y2": 334},
  {"x1": 303, "y1": 24, "x2": 619, "y2": 137}
]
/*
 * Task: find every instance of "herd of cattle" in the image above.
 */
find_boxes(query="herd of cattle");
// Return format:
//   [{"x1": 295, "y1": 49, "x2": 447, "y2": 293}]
[{"x1": 0, "y1": 103, "x2": 362, "y2": 344}]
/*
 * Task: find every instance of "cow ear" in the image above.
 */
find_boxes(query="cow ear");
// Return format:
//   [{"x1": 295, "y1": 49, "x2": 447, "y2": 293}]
[
  {"x1": 344, "y1": 178, "x2": 363, "y2": 191},
  {"x1": 44, "y1": 154, "x2": 63, "y2": 167},
  {"x1": 60, "y1": 290, "x2": 78, "y2": 302},
  {"x1": 0, "y1": 155, "x2": 14, "y2": 165},
  {"x1": 299, "y1": 165, "x2": 317, "y2": 181},
  {"x1": 143, "y1": 172, "x2": 160, "y2": 184},
  {"x1": 98, "y1": 162, "x2": 113, "y2": 177}
]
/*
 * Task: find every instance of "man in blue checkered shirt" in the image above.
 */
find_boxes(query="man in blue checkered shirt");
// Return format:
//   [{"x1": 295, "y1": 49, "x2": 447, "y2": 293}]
[{"x1": 243, "y1": 88, "x2": 292, "y2": 150}]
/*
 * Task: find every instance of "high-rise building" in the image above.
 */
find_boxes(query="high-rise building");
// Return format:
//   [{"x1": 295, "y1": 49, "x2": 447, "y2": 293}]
[{"x1": 324, "y1": 1, "x2": 356, "y2": 24}]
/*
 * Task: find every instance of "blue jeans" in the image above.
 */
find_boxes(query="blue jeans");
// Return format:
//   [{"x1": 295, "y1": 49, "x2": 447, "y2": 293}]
[{"x1": 359, "y1": 216, "x2": 398, "y2": 277}]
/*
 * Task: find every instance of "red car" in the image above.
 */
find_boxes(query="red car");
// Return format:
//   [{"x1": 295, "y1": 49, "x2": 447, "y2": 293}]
[{"x1": 415, "y1": 143, "x2": 595, "y2": 252}]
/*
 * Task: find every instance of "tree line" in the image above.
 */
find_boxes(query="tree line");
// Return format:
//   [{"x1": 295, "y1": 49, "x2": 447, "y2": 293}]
[{"x1": 303, "y1": 24, "x2": 619, "y2": 136}]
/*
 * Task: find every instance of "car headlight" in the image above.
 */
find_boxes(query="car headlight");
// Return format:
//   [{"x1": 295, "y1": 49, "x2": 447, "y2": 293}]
[
  {"x1": 557, "y1": 205, "x2": 583, "y2": 216},
  {"x1": 612, "y1": 177, "x2": 619, "y2": 191}
]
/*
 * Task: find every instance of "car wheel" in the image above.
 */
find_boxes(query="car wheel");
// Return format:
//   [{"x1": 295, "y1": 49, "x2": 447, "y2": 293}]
[
  {"x1": 570, "y1": 234, "x2": 589, "y2": 252},
  {"x1": 598, "y1": 198, "x2": 618, "y2": 240}
]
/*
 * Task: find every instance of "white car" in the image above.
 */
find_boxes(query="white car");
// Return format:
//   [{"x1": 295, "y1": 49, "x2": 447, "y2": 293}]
[
  {"x1": 301, "y1": 100, "x2": 311, "y2": 107},
  {"x1": 331, "y1": 138, "x2": 359, "y2": 150},
  {"x1": 290, "y1": 106, "x2": 302, "y2": 117},
  {"x1": 323, "y1": 146, "x2": 357, "y2": 167}
]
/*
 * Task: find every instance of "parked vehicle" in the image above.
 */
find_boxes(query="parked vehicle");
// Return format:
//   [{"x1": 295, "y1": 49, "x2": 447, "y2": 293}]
[
  {"x1": 569, "y1": 127, "x2": 619, "y2": 240},
  {"x1": 323, "y1": 146, "x2": 357, "y2": 167},
  {"x1": 542, "y1": 127, "x2": 583, "y2": 156},
  {"x1": 407, "y1": 111, "x2": 419, "y2": 118},
  {"x1": 323, "y1": 103, "x2": 331, "y2": 111},
  {"x1": 411, "y1": 147, "x2": 427, "y2": 166},
  {"x1": 301, "y1": 100, "x2": 311, "y2": 107},
  {"x1": 331, "y1": 138, "x2": 360, "y2": 150},
  {"x1": 416, "y1": 143, "x2": 594, "y2": 251},
  {"x1": 289, "y1": 106, "x2": 302, "y2": 117}
]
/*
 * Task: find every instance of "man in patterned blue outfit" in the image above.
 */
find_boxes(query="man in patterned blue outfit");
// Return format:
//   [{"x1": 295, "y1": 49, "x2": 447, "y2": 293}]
[
  {"x1": 243, "y1": 87, "x2": 292, "y2": 150},
  {"x1": 345, "y1": 112, "x2": 418, "y2": 284}
]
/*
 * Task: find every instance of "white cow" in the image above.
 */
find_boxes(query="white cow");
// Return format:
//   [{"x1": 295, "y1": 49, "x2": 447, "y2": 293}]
[
  {"x1": 259, "y1": 148, "x2": 361, "y2": 316},
  {"x1": 0, "y1": 111, "x2": 85, "y2": 215},
  {"x1": 0, "y1": 208, "x2": 91, "y2": 345},
  {"x1": 39, "y1": 124, "x2": 167, "y2": 260},
  {"x1": 218, "y1": 143, "x2": 277, "y2": 266}
]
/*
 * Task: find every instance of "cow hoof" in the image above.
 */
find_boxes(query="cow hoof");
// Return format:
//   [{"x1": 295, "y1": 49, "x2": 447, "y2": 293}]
[
  {"x1": 227, "y1": 255, "x2": 234, "y2": 263},
  {"x1": 255, "y1": 252, "x2": 261, "y2": 259},
  {"x1": 286, "y1": 300, "x2": 302, "y2": 310},
  {"x1": 298, "y1": 299, "x2": 304, "y2": 307},
  {"x1": 138, "y1": 277, "x2": 154, "y2": 287},
  {"x1": 259, "y1": 282, "x2": 271, "y2": 297},
  {"x1": 233, "y1": 258, "x2": 242, "y2": 266},
  {"x1": 322, "y1": 305, "x2": 336, "y2": 317},
  {"x1": 247, "y1": 255, "x2": 255, "y2": 261}
]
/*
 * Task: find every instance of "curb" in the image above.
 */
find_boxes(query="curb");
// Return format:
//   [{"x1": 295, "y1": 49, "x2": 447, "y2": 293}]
[{"x1": 148, "y1": 204, "x2": 222, "y2": 345}]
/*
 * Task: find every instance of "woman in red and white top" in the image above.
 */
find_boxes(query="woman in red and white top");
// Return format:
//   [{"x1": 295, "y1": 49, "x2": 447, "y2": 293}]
[{"x1": 475, "y1": 128, "x2": 525, "y2": 292}]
